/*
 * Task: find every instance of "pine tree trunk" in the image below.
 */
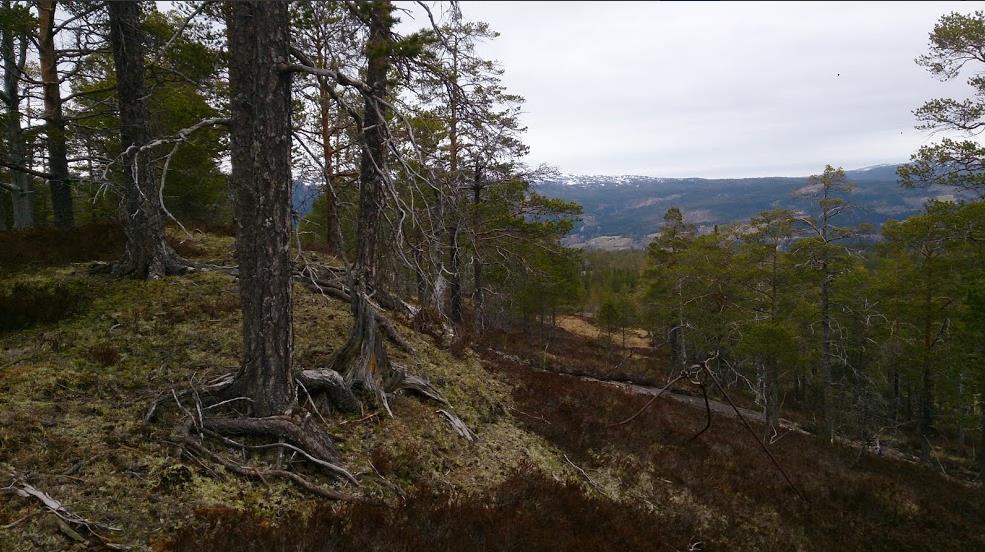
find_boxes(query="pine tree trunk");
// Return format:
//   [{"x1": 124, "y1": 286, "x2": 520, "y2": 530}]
[
  {"x1": 471, "y1": 170, "x2": 484, "y2": 333},
  {"x1": 318, "y1": 78, "x2": 342, "y2": 256},
  {"x1": 108, "y1": 1, "x2": 182, "y2": 278},
  {"x1": 446, "y1": 48, "x2": 463, "y2": 326},
  {"x1": 329, "y1": 0, "x2": 402, "y2": 406},
  {"x1": 38, "y1": 0, "x2": 73, "y2": 228},
  {"x1": 978, "y1": 384, "x2": 985, "y2": 480},
  {"x1": 820, "y1": 265, "x2": 834, "y2": 441},
  {"x1": 765, "y1": 360, "x2": 780, "y2": 437},
  {"x1": 449, "y1": 221, "x2": 463, "y2": 324},
  {"x1": 918, "y1": 268, "x2": 935, "y2": 461},
  {"x1": 225, "y1": 0, "x2": 296, "y2": 417},
  {"x1": 3, "y1": 12, "x2": 32, "y2": 230}
]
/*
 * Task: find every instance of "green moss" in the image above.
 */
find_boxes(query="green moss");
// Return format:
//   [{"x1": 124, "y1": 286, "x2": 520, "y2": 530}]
[{"x1": 0, "y1": 231, "x2": 574, "y2": 550}]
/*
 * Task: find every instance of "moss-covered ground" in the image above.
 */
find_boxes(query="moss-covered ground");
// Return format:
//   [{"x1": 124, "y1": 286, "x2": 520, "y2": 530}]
[{"x1": 1, "y1": 226, "x2": 983, "y2": 551}]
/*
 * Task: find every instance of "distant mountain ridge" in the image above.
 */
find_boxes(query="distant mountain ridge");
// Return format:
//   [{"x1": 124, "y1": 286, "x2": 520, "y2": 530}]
[{"x1": 534, "y1": 164, "x2": 964, "y2": 250}]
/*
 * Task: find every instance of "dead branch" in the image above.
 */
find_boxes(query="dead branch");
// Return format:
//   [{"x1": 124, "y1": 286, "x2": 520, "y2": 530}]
[
  {"x1": 609, "y1": 372, "x2": 686, "y2": 426},
  {"x1": 694, "y1": 354, "x2": 809, "y2": 503},
  {"x1": 1, "y1": 466, "x2": 126, "y2": 549},
  {"x1": 181, "y1": 438, "x2": 350, "y2": 501},
  {"x1": 563, "y1": 453, "x2": 610, "y2": 498},
  {"x1": 437, "y1": 409, "x2": 477, "y2": 442},
  {"x1": 144, "y1": 372, "x2": 235, "y2": 423}
]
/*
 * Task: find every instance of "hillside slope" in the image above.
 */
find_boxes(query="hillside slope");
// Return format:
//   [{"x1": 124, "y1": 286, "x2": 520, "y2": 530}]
[
  {"x1": 1, "y1": 228, "x2": 983, "y2": 551},
  {"x1": 535, "y1": 165, "x2": 971, "y2": 249}
]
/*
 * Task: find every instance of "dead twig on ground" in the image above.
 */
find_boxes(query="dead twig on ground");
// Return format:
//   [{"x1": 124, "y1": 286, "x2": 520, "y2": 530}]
[
  {"x1": 563, "y1": 453, "x2": 610, "y2": 498},
  {"x1": 1, "y1": 465, "x2": 126, "y2": 549}
]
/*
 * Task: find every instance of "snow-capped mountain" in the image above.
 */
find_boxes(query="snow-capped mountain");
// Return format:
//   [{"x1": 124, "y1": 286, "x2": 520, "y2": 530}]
[{"x1": 534, "y1": 164, "x2": 969, "y2": 250}]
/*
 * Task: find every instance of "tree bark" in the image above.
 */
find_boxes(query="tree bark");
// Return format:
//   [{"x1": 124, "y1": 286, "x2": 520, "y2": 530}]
[
  {"x1": 38, "y1": 0, "x2": 73, "y2": 228},
  {"x1": 471, "y1": 167, "x2": 484, "y2": 333},
  {"x1": 2, "y1": 7, "x2": 32, "y2": 230},
  {"x1": 226, "y1": 0, "x2": 296, "y2": 417},
  {"x1": 446, "y1": 45, "x2": 463, "y2": 325},
  {"x1": 318, "y1": 77, "x2": 343, "y2": 256},
  {"x1": 819, "y1": 266, "x2": 834, "y2": 442},
  {"x1": 328, "y1": 0, "x2": 403, "y2": 408},
  {"x1": 449, "y1": 220, "x2": 463, "y2": 324},
  {"x1": 108, "y1": 1, "x2": 183, "y2": 278},
  {"x1": 764, "y1": 360, "x2": 780, "y2": 436},
  {"x1": 979, "y1": 382, "x2": 985, "y2": 480}
]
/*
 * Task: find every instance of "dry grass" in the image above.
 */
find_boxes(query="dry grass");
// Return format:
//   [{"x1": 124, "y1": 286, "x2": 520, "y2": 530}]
[{"x1": 556, "y1": 314, "x2": 651, "y2": 350}]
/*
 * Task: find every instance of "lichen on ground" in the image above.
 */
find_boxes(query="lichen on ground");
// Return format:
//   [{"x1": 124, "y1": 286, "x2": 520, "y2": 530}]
[{"x1": 0, "y1": 232, "x2": 581, "y2": 551}]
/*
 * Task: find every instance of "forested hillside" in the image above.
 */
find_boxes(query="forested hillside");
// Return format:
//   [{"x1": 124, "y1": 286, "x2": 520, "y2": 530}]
[
  {"x1": 0, "y1": 2, "x2": 983, "y2": 551},
  {"x1": 535, "y1": 164, "x2": 976, "y2": 249}
]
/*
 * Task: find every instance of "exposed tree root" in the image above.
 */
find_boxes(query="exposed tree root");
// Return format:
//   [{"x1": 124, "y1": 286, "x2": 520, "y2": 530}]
[
  {"x1": 91, "y1": 245, "x2": 197, "y2": 280},
  {"x1": 201, "y1": 415, "x2": 343, "y2": 470},
  {"x1": 437, "y1": 409, "x2": 477, "y2": 442},
  {"x1": 180, "y1": 438, "x2": 351, "y2": 501},
  {"x1": 398, "y1": 369, "x2": 449, "y2": 405},
  {"x1": 146, "y1": 375, "x2": 359, "y2": 500},
  {"x1": 298, "y1": 368, "x2": 361, "y2": 414}
]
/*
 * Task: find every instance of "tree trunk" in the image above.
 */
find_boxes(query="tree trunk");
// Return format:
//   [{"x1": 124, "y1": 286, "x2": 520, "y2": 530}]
[
  {"x1": 226, "y1": 0, "x2": 296, "y2": 417},
  {"x1": 448, "y1": 220, "x2": 463, "y2": 324},
  {"x1": 445, "y1": 46, "x2": 463, "y2": 326},
  {"x1": 328, "y1": 0, "x2": 402, "y2": 408},
  {"x1": 2, "y1": 11, "x2": 32, "y2": 230},
  {"x1": 108, "y1": 1, "x2": 183, "y2": 278},
  {"x1": 979, "y1": 384, "x2": 985, "y2": 480},
  {"x1": 765, "y1": 360, "x2": 780, "y2": 437},
  {"x1": 819, "y1": 265, "x2": 834, "y2": 442},
  {"x1": 471, "y1": 167, "x2": 484, "y2": 333},
  {"x1": 318, "y1": 78, "x2": 342, "y2": 256},
  {"x1": 918, "y1": 267, "x2": 935, "y2": 461},
  {"x1": 38, "y1": 0, "x2": 73, "y2": 228}
]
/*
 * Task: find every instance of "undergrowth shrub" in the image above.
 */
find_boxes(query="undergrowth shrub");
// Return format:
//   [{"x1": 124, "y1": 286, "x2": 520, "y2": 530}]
[
  {"x1": 481, "y1": 327, "x2": 666, "y2": 386},
  {"x1": 166, "y1": 470, "x2": 690, "y2": 552},
  {"x1": 0, "y1": 223, "x2": 215, "y2": 274},
  {"x1": 490, "y1": 359, "x2": 985, "y2": 550},
  {"x1": 0, "y1": 280, "x2": 88, "y2": 332},
  {"x1": 0, "y1": 223, "x2": 123, "y2": 272},
  {"x1": 87, "y1": 341, "x2": 120, "y2": 366}
]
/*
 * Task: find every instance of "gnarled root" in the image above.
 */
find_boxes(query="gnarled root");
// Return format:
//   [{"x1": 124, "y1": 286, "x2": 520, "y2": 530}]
[
  {"x1": 298, "y1": 369, "x2": 361, "y2": 414},
  {"x1": 327, "y1": 292, "x2": 403, "y2": 415},
  {"x1": 180, "y1": 438, "x2": 351, "y2": 500},
  {"x1": 92, "y1": 244, "x2": 197, "y2": 280},
  {"x1": 148, "y1": 375, "x2": 358, "y2": 499}
]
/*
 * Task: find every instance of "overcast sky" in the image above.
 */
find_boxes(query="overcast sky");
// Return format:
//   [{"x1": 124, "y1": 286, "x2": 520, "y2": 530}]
[{"x1": 398, "y1": 1, "x2": 976, "y2": 178}]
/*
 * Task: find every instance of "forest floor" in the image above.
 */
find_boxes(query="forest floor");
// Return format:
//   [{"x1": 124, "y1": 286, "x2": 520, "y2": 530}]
[{"x1": 1, "y1": 226, "x2": 984, "y2": 551}]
